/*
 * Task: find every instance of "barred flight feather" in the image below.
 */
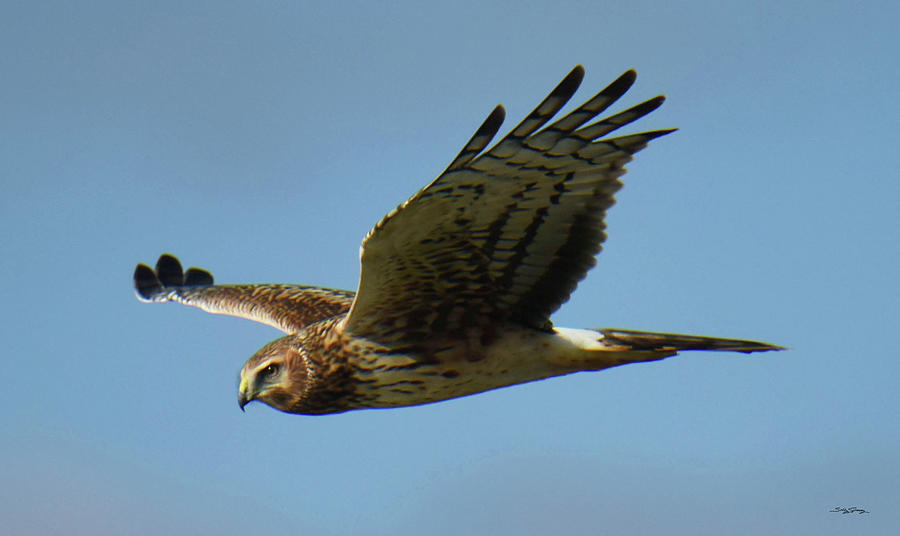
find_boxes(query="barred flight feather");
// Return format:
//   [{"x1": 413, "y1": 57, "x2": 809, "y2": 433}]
[
  {"x1": 347, "y1": 66, "x2": 673, "y2": 340},
  {"x1": 134, "y1": 254, "x2": 353, "y2": 334}
]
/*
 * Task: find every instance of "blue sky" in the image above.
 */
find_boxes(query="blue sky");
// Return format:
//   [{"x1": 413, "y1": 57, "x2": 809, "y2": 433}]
[{"x1": 2, "y1": 1, "x2": 898, "y2": 534}]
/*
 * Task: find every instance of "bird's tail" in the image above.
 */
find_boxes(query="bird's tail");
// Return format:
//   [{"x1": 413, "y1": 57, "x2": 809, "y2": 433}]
[{"x1": 597, "y1": 328, "x2": 784, "y2": 354}]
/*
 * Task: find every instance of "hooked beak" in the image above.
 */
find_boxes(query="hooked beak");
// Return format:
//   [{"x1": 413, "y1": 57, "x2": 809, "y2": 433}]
[{"x1": 238, "y1": 375, "x2": 252, "y2": 412}]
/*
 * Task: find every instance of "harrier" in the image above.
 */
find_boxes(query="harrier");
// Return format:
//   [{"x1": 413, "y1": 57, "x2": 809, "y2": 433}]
[{"x1": 134, "y1": 66, "x2": 781, "y2": 415}]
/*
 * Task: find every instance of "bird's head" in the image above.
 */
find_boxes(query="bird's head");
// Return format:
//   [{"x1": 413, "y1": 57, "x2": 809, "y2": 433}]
[{"x1": 238, "y1": 335, "x2": 308, "y2": 413}]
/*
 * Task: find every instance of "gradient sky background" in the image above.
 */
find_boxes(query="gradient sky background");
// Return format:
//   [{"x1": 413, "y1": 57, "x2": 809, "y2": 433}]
[{"x1": 2, "y1": 1, "x2": 898, "y2": 534}]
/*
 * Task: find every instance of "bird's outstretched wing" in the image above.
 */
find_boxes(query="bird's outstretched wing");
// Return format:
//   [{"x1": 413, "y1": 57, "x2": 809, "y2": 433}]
[
  {"x1": 345, "y1": 66, "x2": 673, "y2": 342},
  {"x1": 134, "y1": 254, "x2": 354, "y2": 334}
]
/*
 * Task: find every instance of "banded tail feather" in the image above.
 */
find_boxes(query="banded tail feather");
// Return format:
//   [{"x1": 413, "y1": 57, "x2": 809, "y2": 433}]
[{"x1": 599, "y1": 328, "x2": 783, "y2": 354}]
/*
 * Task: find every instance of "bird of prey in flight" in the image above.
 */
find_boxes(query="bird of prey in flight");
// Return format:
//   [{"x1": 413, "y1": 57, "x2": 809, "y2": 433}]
[{"x1": 134, "y1": 66, "x2": 781, "y2": 415}]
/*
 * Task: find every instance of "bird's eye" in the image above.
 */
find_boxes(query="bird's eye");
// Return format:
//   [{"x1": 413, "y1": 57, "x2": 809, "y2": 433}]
[{"x1": 262, "y1": 364, "x2": 280, "y2": 378}]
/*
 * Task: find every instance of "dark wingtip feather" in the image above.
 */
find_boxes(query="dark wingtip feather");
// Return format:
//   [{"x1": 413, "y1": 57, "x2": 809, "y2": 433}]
[
  {"x1": 565, "y1": 64, "x2": 586, "y2": 84},
  {"x1": 628, "y1": 95, "x2": 667, "y2": 120},
  {"x1": 643, "y1": 128, "x2": 679, "y2": 141},
  {"x1": 478, "y1": 105, "x2": 507, "y2": 138},
  {"x1": 134, "y1": 254, "x2": 215, "y2": 302},
  {"x1": 551, "y1": 65, "x2": 586, "y2": 106},
  {"x1": 606, "y1": 70, "x2": 637, "y2": 97},
  {"x1": 134, "y1": 263, "x2": 163, "y2": 301},
  {"x1": 184, "y1": 267, "x2": 214, "y2": 286},
  {"x1": 155, "y1": 254, "x2": 184, "y2": 286},
  {"x1": 505, "y1": 65, "x2": 586, "y2": 141},
  {"x1": 444, "y1": 104, "x2": 507, "y2": 173}
]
